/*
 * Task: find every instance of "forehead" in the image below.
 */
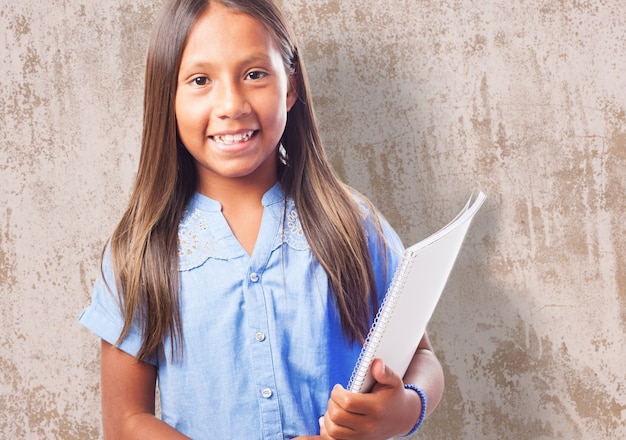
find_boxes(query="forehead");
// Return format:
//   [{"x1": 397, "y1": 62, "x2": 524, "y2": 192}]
[{"x1": 182, "y1": 3, "x2": 281, "y2": 60}]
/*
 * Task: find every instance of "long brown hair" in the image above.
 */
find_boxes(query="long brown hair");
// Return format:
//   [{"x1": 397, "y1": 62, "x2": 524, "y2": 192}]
[{"x1": 108, "y1": 0, "x2": 385, "y2": 361}]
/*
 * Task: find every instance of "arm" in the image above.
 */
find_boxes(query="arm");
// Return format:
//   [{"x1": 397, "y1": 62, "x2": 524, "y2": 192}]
[
  {"x1": 317, "y1": 333, "x2": 444, "y2": 440},
  {"x1": 401, "y1": 332, "x2": 444, "y2": 418},
  {"x1": 101, "y1": 340, "x2": 190, "y2": 440}
]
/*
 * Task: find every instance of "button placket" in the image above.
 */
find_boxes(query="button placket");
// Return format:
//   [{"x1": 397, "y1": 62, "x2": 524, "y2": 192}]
[{"x1": 244, "y1": 264, "x2": 282, "y2": 435}]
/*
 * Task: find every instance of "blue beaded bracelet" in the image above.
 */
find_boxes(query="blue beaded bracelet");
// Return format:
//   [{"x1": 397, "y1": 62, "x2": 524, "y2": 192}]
[{"x1": 402, "y1": 384, "x2": 427, "y2": 437}]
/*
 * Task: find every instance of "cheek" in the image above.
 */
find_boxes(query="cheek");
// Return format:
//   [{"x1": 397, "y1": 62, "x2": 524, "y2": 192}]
[
  {"x1": 175, "y1": 96, "x2": 206, "y2": 140},
  {"x1": 260, "y1": 90, "x2": 289, "y2": 127},
  {"x1": 174, "y1": 95, "x2": 186, "y2": 132}
]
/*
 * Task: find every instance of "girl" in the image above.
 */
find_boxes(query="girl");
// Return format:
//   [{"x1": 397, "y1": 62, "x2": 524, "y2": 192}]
[{"x1": 78, "y1": 0, "x2": 444, "y2": 438}]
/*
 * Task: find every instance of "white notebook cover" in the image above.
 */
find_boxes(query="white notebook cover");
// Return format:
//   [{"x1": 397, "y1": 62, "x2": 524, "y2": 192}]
[{"x1": 348, "y1": 191, "x2": 486, "y2": 393}]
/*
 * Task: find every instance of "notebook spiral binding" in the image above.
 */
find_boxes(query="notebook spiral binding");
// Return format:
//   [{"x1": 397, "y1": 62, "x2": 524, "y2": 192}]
[{"x1": 347, "y1": 250, "x2": 417, "y2": 392}]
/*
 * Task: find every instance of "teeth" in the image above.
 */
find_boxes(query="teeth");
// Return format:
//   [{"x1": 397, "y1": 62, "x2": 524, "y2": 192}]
[{"x1": 213, "y1": 130, "x2": 254, "y2": 145}]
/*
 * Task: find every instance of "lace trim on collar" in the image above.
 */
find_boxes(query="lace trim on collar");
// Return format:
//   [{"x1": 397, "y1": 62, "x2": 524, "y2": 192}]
[
  {"x1": 178, "y1": 198, "x2": 309, "y2": 271},
  {"x1": 272, "y1": 198, "x2": 308, "y2": 251}
]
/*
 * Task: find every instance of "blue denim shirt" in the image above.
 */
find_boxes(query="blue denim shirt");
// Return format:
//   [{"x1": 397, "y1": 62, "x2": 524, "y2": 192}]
[{"x1": 78, "y1": 183, "x2": 404, "y2": 439}]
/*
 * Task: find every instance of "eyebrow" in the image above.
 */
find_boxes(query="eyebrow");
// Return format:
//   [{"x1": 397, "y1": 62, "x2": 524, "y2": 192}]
[{"x1": 179, "y1": 54, "x2": 276, "y2": 72}]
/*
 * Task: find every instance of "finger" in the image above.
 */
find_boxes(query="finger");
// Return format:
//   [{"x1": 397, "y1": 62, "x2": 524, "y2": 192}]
[
  {"x1": 329, "y1": 382, "x2": 378, "y2": 417},
  {"x1": 328, "y1": 385, "x2": 357, "y2": 411},
  {"x1": 321, "y1": 411, "x2": 358, "y2": 440},
  {"x1": 369, "y1": 358, "x2": 403, "y2": 389},
  {"x1": 327, "y1": 388, "x2": 364, "y2": 423}
]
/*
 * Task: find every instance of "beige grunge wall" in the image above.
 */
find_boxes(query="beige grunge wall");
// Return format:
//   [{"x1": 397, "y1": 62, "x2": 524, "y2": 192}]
[{"x1": 1, "y1": 0, "x2": 624, "y2": 438}]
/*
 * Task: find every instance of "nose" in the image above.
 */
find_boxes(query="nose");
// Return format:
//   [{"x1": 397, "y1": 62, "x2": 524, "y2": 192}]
[{"x1": 213, "y1": 80, "x2": 251, "y2": 119}]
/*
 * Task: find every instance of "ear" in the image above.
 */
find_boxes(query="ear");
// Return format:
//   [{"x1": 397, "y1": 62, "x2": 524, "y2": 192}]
[{"x1": 286, "y1": 72, "x2": 298, "y2": 112}]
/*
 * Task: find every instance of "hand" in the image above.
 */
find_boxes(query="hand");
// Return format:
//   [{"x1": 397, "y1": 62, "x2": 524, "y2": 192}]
[{"x1": 319, "y1": 359, "x2": 421, "y2": 440}]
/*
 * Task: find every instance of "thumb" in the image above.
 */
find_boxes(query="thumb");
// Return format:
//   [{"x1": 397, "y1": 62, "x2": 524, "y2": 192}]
[{"x1": 370, "y1": 358, "x2": 400, "y2": 387}]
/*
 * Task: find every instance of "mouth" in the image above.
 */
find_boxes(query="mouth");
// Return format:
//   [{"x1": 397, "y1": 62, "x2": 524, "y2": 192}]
[{"x1": 211, "y1": 130, "x2": 256, "y2": 145}]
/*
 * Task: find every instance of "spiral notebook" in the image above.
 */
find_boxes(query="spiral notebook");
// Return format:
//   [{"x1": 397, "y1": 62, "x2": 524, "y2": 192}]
[{"x1": 348, "y1": 191, "x2": 486, "y2": 393}]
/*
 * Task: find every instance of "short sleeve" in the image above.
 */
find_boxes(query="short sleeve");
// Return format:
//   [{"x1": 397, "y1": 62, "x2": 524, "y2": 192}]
[{"x1": 77, "y1": 247, "x2": 153, "y2": 364}]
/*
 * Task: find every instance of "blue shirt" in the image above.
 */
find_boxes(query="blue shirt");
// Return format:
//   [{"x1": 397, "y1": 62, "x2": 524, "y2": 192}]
[{"x1": 78, "y1": 183, "x2": 404, "y2": 439}]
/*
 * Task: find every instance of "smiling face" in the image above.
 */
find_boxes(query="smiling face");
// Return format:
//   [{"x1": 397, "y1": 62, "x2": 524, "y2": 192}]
[{"x1": 175, "y1": 2, "x2": 297, "y2": 196}]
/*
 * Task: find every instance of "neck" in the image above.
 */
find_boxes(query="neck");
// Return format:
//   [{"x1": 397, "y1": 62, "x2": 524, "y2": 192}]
[
  {"x1": 198, "y1": 174, "x2": 277, "y2": 257},
  {"x1": 211, "y1": 179, "x2": 276, "y2": 209},
  {"x1": 196, "y1": 164, "x2": 278, "y2": 210}
]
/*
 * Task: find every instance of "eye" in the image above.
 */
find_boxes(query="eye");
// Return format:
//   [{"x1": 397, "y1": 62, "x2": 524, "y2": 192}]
[
  {"x1": 192, "y1": 76, "x2": 210, "y2": 86},
  {"x1": 246, "y1": 71, "x2": 267, "y2": 80}
]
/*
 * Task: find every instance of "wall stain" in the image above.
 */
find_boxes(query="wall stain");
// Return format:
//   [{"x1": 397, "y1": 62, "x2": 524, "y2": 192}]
[
  {"x1": 0, "y1": 354, "x2": 24, "y2": 433},
  {"x1": 472, "y1": 74, "x2": 497, "y2": 170},
  {"x1": 8, "y1": 13, "x2": 31, "y2": 39},
  {"x1": 312, "y1": 0, "x2": 340, "y2": 18},
  {"x1": 561, "y1": 346, "x2": 626, "y2": 435},
  {"x1": 0, "y1": 208, "x2": 15, "y2": 291},
  {"x1": 606, "y1": 117, "x2": 626, "y2": 330},
  {"x1": 22, "y1": 384, "x2": 100, "y2": 439},
  {"x1": 115, "y1": 3, "x2": 161, "y2": 93},
  {"x1": 464, "y1": 34, "x2": 488, "y2": 56},
  {"x1": 473, "y1": 319, "x2": 625, "y2": 437}
]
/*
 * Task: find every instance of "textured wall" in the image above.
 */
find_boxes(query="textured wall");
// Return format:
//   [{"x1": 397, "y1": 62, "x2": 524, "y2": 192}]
[{"x1": 1, "y1": 0, "x2": 624, "y2": 439}]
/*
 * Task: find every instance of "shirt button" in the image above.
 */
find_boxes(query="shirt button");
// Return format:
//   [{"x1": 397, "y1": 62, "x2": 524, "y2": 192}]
[
  {"x1": 255, "y1": 332, "x2": 266, "y2": 342},
  {"x1": 249, "y1": 272, "x2": 259, "y2": 282},
  {"x1": 261, "y1": 388, "x2": 273, "y2": 398}
]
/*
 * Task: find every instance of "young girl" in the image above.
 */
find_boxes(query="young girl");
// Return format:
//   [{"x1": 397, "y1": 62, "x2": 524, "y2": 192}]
[{"x1": 79, "y1": 0, "x2": 444, "y2": 438}]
